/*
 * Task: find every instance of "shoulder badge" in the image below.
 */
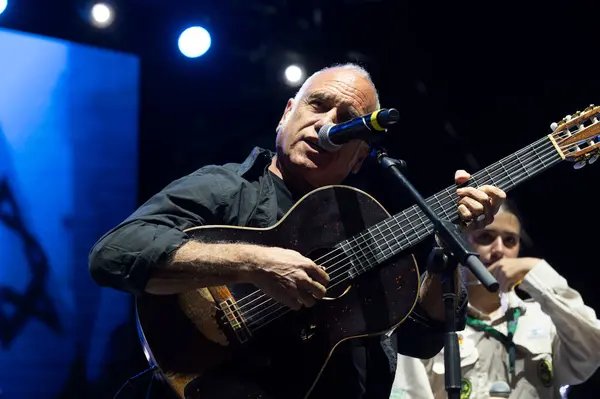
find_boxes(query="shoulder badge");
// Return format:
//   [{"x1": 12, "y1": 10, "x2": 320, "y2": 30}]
[
  {"x1": 460, "y1": 378, "x2": 472, "y2": 399},
  {"x1": 537, "y1": 359, "x2": 553, "y2": 387}
]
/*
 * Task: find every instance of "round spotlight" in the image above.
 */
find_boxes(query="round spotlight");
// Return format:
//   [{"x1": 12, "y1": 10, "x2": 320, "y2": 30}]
[
  {"x1": 0, "y1": 0, "x2": 7, "y2": 16},
  {"x1": 90, "y1": 2, "x2": 114, "y2": 28},
  {"x1": 178, "y1": 26, "x2": 212, "y2": 58},
  {"x1": 284, "y1": 65, "x2": 305, "y2": 86}
]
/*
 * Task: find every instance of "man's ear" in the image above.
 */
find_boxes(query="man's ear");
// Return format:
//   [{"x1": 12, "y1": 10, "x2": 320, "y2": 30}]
[{"x1": 277, "y1": 98, "x2": 295, "y2": 130}]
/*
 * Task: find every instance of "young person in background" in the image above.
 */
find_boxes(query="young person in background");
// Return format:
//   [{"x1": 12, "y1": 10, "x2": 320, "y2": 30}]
[{"x1": 392, "y1": 200, "x2": 600, "y2": 399}]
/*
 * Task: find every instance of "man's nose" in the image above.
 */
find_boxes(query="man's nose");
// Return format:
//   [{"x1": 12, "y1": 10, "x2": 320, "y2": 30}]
[{"x1": 314, "y1": 109, "x2": 338, "y2": 131}]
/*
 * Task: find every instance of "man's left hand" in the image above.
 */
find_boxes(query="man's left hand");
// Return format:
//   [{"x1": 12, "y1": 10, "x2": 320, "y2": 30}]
[
  {"x1": 454, "y1": 170, "x2": 506, "y2": 231},
  {"x1": 488, "y1": 257, "x2": 541, "y2": 292}
]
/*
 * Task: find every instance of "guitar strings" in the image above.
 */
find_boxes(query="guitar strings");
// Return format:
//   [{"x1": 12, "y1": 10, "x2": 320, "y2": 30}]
[
  {"x1": 244, "y1": 151, "x2": 558, "y2": 333},
  {"x1": 229, "y1": 137, "x2": 557, "y2": 329},
  {"x1": 226, "y1": 137, "x2": 570, "y2": 332},
  {"x1": 242, "y1": 142, "x2": 562, "y2": 331},
  {"x1": 243, "y1": 143, "x2": 566, "y2": 330},
  {"x1": 235, "y1": 138, "x2": 558, "y2": 330},
  {"x1": 233, "y1": 127, "x2": 585, "y2": 312},
  {"x1": 230, "y1": 136, "x2": 554, "y2": 313},
  {"x1": 245, "y1": 160, "x2": 560, "y2": 332}
]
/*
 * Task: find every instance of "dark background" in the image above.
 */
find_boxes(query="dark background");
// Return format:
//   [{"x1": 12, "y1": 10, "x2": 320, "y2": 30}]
[{"x1": 2, "y1": 0, "x2": 600, "y2": 397}]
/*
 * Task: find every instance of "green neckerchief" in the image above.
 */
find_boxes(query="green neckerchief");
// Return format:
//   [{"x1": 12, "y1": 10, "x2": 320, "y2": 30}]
[{"x1": 466, "y1": 307, "x2": 522, "y2": 381}]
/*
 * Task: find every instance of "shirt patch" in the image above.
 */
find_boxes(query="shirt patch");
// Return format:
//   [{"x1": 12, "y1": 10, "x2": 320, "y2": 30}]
[
  {"x1": 460, "y1": 378, "x2": 472, "y2": 399},
  {"x1": 537, "y1": 359, "x2": 553, "y2": 387},
  {"x1": 527, "y1": 326, "x2": 547, "y2": 339}
]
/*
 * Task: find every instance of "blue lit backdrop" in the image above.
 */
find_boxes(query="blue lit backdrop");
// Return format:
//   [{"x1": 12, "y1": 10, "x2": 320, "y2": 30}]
[{"x1": 0, "y1": 27, "x2": 139, "y2": 398}]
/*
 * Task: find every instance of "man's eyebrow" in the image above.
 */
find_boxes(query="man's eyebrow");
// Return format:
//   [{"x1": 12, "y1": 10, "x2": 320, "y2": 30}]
[
  {"x1": 307, "y1": 92, "x2": 333, "y2": 102},
  {"x1": 347, "y1": 107, "x2": 361, "y2": 118},
  {"x1": 307, "y1": 92, "x2": 362, "y2": 118}
]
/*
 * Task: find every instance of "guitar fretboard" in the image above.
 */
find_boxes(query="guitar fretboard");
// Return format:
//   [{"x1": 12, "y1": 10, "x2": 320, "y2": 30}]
[{"x1": 339, "y1": 136, "x2": 563, "y2": 275}]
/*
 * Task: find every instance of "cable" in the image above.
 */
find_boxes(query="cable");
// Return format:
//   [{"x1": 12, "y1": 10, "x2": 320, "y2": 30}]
[{"x1": 113, "y1": 365, "x2": 158, "y2": 399}]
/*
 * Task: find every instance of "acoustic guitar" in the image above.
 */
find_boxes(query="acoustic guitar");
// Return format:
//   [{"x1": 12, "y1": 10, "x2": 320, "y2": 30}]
[{"x1": 136, "y1": 105, "x2": 600, "y2": 399}]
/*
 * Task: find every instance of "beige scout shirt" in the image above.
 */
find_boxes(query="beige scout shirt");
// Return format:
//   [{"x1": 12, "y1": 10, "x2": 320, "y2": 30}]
[{"x1": 391, "y1": 260, "x2": 600, "y2": 399}]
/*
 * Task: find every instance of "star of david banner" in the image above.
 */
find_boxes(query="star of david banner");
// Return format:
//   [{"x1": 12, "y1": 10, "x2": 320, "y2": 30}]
[{"x1": 0, "y1": 28, "x2": 139, "y2": 398}]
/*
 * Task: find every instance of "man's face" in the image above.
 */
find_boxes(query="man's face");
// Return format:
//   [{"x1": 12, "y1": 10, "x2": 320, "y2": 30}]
[{"x1": 274, "y1": 68, "x2": 378, "y2": 189}]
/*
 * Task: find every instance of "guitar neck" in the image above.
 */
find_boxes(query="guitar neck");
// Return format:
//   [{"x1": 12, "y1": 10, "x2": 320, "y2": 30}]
[{"x1": 342, "y1": 135, "x2": 563, "y2": 274}]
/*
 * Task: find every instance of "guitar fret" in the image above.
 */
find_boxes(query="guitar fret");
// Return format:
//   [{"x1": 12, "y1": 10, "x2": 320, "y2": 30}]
[
  {"x1": 516, "y1": 150, "x2": 531, "y2": 178},
  {"x1": 432, "y1": 193, "x2": 445, "y2": 217},
  {"x1": 404, "y1": 208, "x2": 421, "y2": 241},
  {"x1": 351, "y1": 233, "x2": 376, "y2": 272},
  {"x1": 533, "y1": 144, "x2": 546, "y2": 168},
  {"x1": 384, "y1": 219, "x2": 402, "y2": 253},
  {"x1": 338, "y1": 239, "x2": 359, "y2": 277},
  {"x1": 499, "y1": 159, "x2": 515, "y2": 190},
  {"x1": 483, "y1": 167, "x2": 495, "y2": 186},
  {"x1": 445, "y1": 187, "x2": 455, "y2": 217},
  {"x1": 395, "y1": 215, "x2": 412, "y2": 248},
  {"x1": 432, "y1": 194, "x2": 448, "y2": 220},
  {"x1": 354, "y1": 237, "x2": 370, "y2": 273},
  {"x1": 414, "y1": 210, "x2": 428, "y2": 240},
  {"x1": 375, "y1": 223, "x2": 393, "y2": 257},
  {"x1": 471, "y1": 173, "x2": 485, "y2": 188}
]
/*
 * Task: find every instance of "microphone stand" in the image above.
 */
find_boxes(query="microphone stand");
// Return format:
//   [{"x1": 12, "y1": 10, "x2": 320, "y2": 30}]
[{"x1": 369, "y1": 145, "x2": 499, "y2": 399}]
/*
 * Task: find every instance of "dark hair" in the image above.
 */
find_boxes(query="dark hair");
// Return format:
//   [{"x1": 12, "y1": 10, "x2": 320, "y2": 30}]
[
  {"x1": 498, "y1": 198, "x2": 533, "y2": 249},
  {"x1": 499, "y1": 198, "x2": 523, "y2": 225}
]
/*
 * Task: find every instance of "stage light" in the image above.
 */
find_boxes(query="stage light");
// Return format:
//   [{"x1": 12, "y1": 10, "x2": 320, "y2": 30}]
[
  {"x1": 178, "y1": 26, "x2": 211, "y2": 58},
  {"x1": 284, "y1": 64, "x2": 305, "y2": 86},
  {"x1": 0, "y1": 0, "x2": 7, "y2": 16},
  {"x1": 90, "y1": 2, "x2": 114, "y2": 28}
]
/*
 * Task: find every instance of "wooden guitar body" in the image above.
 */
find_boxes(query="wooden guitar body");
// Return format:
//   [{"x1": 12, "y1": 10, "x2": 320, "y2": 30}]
[{"x1": 136, "y1": 185, "x2": 421, "y2": 399}]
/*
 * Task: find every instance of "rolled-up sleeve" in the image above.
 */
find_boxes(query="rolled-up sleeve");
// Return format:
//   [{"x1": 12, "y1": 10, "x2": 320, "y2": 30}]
[{"x1": 88, "y1": 170, "x2": 226, "y2": 295}]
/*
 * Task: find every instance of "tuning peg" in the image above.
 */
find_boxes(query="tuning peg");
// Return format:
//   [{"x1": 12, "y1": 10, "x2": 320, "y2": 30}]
[
  {"x1": 585, "y1": 104, "x2": 596, "y2": 112},
  {"x1": 589, "y1": 153, "x2": 599, "y2": 164},
  {"x1": 574, "y1": 159, "x2": 587, "y2": 169},
  {"x1": 550, "y1": 122, "x2": 558, "y2": 132},
  {"x1": 574, "y1": 153, "x2": 593, "y2": 169}
]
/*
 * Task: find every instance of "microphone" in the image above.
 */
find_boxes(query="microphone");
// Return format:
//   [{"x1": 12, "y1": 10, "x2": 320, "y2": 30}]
[
  {"x1": 489, "y1": 381, "x2": 511, "y2": 398},
  {"x1": 317, "y1": 108, "x2": 400, "y2": 151}
]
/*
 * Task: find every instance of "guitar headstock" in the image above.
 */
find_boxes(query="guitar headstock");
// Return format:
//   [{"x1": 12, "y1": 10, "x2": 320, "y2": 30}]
[{"x1": 550, "y1": 104, "x2": 600, "y2": 169}]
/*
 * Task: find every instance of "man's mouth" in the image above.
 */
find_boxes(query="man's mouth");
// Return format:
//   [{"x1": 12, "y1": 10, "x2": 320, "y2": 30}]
[{"x1": 303, "y1": 138, "x2": 328, "y2": 154}]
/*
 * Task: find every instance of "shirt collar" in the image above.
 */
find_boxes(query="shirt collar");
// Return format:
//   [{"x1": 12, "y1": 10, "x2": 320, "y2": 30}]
[
  {"x1": 237, "y1": 147, "x2": 274, "y2": 179},
  {"x1": 467, "y1": 291, "x2": 527, "y2": 322}
]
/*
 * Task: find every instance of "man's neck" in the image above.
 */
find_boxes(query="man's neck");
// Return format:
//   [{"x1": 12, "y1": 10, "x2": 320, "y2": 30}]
[
  {"x1": 468, "y1": 283, "x2": 502, "y2": 315},
  {"x1": 268, "y1": 156, "x2": 313, "y2": 197}
]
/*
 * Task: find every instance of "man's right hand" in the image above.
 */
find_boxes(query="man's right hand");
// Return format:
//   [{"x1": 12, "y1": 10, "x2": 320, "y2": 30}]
[{"x1": 245, "y1": 246, "x2": 330, "y2": 310}]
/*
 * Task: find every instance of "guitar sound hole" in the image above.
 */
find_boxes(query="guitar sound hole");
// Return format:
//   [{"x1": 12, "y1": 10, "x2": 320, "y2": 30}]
[{"x1": 306, "y1": 247, "x2": 352, "y2": 299}]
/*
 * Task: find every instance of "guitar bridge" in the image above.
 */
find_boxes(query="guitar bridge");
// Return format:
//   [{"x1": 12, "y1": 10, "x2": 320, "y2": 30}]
[
  {"x1": 220, "y1": 297, "x2": 253, "y2": 344},
  {"x1": 208, "y1": 286, "x2": 253, "y2": 344}
]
